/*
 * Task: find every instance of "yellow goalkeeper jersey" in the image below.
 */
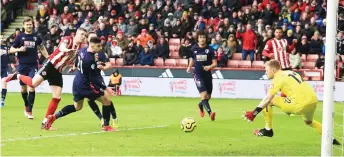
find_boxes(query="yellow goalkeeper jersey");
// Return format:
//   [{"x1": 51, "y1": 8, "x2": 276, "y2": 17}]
[{"x1": 268, "y1": 70, "x2": 318, "y2": 106}]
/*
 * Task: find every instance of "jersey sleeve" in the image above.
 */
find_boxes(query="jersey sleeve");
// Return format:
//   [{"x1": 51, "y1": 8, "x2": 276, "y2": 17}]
[
  {"x1": 268, "y1": 78, "x2": 284, "y2": 96},
  {"x1": 12, "y1": 34, "x2": 22, "y2": 48},
  {"x1": 262, "y1": 40, "x2": 273, "y2": 57}
]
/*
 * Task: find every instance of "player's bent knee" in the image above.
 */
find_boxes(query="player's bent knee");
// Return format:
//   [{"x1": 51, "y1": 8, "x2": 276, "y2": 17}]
[
  {"x1": 28, "y1": 87, "x2": 35, "y2": 92},
  {"x1": 21, "y1": 86, "x2": 27, "y2": 92}
]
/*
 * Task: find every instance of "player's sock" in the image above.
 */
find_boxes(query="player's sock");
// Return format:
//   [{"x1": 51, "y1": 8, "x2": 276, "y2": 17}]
[
  {"x1": 1, "y1": 88, "x2": 7, "y2": 102},
  {"x1": 102, "y1": 105, "x2": 111, "y2": 126},
  {"x1": 201, "y1": 99, "x2": 212, "y2": 115},
  {"x1": 27, "y1": 91, "x2": 35, "y2": 112},
  {"x1": 55, "y1": 105, "x2": 76, "y2": 119},
  {"x1": 198, "y1": 101, "x2": 204, "y2": 112},
  {"x1": 19, "y1": 75, "x2": 33, "y2": 87},
  {"x1": 44, "y1": 98, "x2": 61, "y2": 122},
  {"x1": 109, "y1": 101, "x2": 117, "y2": 119},
  {"x1": 88, "y1": 100, "x2": 103, "y2": 120},
  {"x1": 263, "y1": 105, "x2": 273, "y2": 130},
  {"x1": 21, "y1": 92, "x2": 29, "y2": 108},
  {"x1": 309, "y1": 120, "x2": 322, "y2": 135}
]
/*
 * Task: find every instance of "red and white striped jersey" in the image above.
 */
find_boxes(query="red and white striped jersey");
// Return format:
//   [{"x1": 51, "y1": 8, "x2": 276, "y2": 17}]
[
  {"x1": 49, "y1": 36, "x2": 82, "y2": 73},
  {"x1": 262, "y1": 38, "x2": 294, "y2": 69}
]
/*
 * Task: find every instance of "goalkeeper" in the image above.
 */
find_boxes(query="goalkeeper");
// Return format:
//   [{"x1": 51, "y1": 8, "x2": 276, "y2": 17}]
[{"x1": 243, "y1": 60, "x2": 340, "y2": 145}]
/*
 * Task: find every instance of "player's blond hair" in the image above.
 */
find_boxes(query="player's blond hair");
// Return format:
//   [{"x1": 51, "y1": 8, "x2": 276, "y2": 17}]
[{"x1": 265, "y1": 59, "x2": 281, "y2": 70}]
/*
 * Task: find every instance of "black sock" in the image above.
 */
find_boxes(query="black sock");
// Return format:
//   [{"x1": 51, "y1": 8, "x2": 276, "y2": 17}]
[
  {"x1": 27, "y1": 91, "x2": 35, "y2": 112},
  {"x1": 102, "y1": 105, "x2": 111, "y2": 126},
  {"x1": 21, "y1": 92, "x2": 29, "y2": 108},
  {"x1": 198, "y1": 101, "x2": 204, "y2": 112},
  {"x1": 1, "y1": 88, "x2": 7, "y2": 102},
  {"x1": 88, "y1": 100, "x2": 103, "y2": 120},
  {"x1": 109, "y1": 101, "x2": 117, "y2": 119},
  {"x1": 55, "y1": 105, "x2": 76, "y2": 119},
  {"x1": 201, "y1": 99, "x2": 212, "y2": 115}
]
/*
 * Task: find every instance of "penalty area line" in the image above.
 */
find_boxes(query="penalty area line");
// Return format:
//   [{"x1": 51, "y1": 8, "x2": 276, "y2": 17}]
[{"x1": 1, "y1": 125, "x2": 169, "y2": 143}]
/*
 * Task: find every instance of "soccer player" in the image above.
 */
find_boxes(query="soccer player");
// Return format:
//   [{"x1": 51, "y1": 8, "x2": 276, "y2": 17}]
[
  {"x1": 45, "y1": 37, "x2": 117, "y2": 132},
  {"x1": 1, "y1": 35, "x2": 15, "y2": 108},
  {"x1": 262, "y1": 27, "x2": 295, "y2": 70},
  {"x1": 81, "y1": 32, "x2": 118, "y2": 127},
  {"x1": 186, "y1": 31, "x2": 217, "y2": 121},
  {"x1": 8, "y1": 17, "x2": 49, "y2": 118},
  {"x1": 243, "y1": 60, "x2": 340, "y2": 145},
  {"x1": 5, "y1": 27, "x2": 87, "y2": 128}
]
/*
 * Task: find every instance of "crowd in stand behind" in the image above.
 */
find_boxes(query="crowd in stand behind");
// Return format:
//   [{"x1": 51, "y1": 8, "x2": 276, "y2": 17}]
[{"x1": 2, "y1": 0, "x2": 344, "y2": 79}]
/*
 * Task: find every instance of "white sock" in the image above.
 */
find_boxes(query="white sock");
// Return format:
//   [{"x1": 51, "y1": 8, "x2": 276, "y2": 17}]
[{"x1": 265, "y1": 127, "x2": 271, "y2": 131}]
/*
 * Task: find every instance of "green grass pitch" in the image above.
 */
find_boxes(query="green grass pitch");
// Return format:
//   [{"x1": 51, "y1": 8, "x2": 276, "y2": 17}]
[{"x1": 1, "y1": 93, "x2": 343, "y2": 156}]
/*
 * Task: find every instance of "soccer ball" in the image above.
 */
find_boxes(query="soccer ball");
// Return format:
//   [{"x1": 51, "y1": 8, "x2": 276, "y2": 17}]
[{"x1": 181, "y1": 117, "x2": 196, "y2": 132}]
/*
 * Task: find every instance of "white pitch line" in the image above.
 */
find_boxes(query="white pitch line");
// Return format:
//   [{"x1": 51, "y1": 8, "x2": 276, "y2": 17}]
[{"x1": 1, "y1": 125, "x2": 169, "y2": 143}]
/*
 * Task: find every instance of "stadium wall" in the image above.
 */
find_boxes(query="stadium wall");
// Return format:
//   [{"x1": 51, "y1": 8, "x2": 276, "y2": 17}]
[{"x1": 6, "y1": 75, "x2": 344, "y2": 102}]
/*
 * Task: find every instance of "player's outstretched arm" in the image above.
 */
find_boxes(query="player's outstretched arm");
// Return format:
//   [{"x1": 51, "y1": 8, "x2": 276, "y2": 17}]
[
  {"x1": 39, "y1": 45, "x2": 49, "y2": 58},
  {"x1": 243, "y1": 94, "x2": 274, "y2": 122}
]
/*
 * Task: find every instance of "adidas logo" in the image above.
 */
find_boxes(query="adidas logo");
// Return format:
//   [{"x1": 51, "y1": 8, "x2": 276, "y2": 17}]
[
  {"x1": 159, "y1": 69, "x2": 174, "y2": 78},
  {"x1": 212, "y1": 70, "x2": 224, "y2": 79}
]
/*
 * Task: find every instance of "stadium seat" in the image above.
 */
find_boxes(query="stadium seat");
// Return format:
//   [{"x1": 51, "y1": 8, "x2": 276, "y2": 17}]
[
  {"x1": 232, "y1": 53, "x2": 242, "y2": 60},
  {"x1": 169, "y1": 45, "x2": 178, "y2": 52},
  {"x1": 252, "y1": 61, "x2": 264, "y2": 69},
  {"x1": 302, "y1": 62, "x2": 316, "y2": 69},
  {"x1": 115, "y1": 58, "x2": 123, "y2": 66},
  {"x1": 227, "y1": 60, "x2": 240, "y2": 68},
  {"x1": 306, "y1": 54, "x2": 319, "y2": 62},
  {"x1": 177, "y1": 59, "x2": 188, "y2": 67},
  {"x1": 311, "y1": 76, "x2": 322, "y2": 81},
  {"x1": 169, "y1": 38, "x2": 180, "y2": 46},
  {"x1": 238, "y1": 61, "x2": 252, "y2": 68},
  {"x1": 109, "y1": 58, "x2": 116, "y2": 66},
  {"x1": 154, "y1": 58, "x2": 164, "y2": 66},
  {"x1": 301, "y1": 54, "x2": 306, "y2": 62},
  {"x1": 164, "y1": 59, "x2": 176, "y2": 66},
  {"x1": 170, "y1": 51, "x2": 179, "y2": 59}
]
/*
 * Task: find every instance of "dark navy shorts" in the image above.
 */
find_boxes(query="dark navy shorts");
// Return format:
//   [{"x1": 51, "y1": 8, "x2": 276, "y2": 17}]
[
  {"x1": 18, "y1": 64, "x2": 37, "y2": 86},
  {"x1": 73, "y1": 83, "x2": 104, "y2": 102},
  {"x1": 193, "y1": 73, "x2": 213, "y2": 95}
]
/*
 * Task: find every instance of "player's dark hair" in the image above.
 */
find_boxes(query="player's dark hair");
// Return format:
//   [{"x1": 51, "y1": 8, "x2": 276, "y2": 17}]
[
  {"x1": 23, "y1": 17, "x2": 33, "y2": 24},
  {"x1": 274, "y1": 27, "x2": 283, "y2": 32},
  {"x1": 266, "y1": 59, "x2": 281, "y2": 70},
  {"x1": 196, "y1": 31, "x2": 207, "y2": 41},
  {"x1": 89, "y1": 37, "x2": 101, "y2": 44}
]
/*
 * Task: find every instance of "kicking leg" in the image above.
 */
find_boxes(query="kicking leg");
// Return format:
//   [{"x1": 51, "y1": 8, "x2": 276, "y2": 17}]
[
  {"x1": 88, "y1": 99, "x2": 103, "y2": 120},
  {"x1": 42, "y1": 85, "x2": 62, "y2": 125},
  {"x1": 1, "y1": 78, "x2": 7, "y2": 108}
]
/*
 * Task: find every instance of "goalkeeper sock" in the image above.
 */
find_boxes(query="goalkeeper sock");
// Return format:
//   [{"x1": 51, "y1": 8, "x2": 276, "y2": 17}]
[
  {"x1": 201, "y1": 99, "x2": 212, "y2": 115},
  {"x1": 310, "y1": 120, "x2": 322, "y2": 135},
  {"x1": 55, "y1": 105, "x2": 76, "y2": 119},
  {"x1": 88, "y1": 100, "x2": 103, "y2": 120},
  {"x1": 263, "y1": 105, "x2": 273, "y2": 130}
]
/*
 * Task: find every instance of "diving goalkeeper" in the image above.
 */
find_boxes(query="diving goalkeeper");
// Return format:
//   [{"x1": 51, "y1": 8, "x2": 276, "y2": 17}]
[{"x1": 243, "y1": 60, "x2": 340, "y2": 145}]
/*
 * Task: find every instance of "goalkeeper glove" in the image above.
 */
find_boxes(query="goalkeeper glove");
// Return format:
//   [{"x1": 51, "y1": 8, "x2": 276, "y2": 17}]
[{"x1": 243, "y1": 107, "x2": 263, "y2": 122}]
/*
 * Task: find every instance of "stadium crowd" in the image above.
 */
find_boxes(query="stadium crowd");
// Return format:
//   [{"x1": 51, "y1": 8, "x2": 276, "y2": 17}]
[{"x1": 1, "y1": 0, "x2": 344, "y2": 80}]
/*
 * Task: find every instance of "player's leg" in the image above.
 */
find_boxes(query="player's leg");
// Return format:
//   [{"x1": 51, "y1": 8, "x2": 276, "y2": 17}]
[
  {"x1": 300, "y1": 103, "x2": 322, "y2": 134},
  {"x1": 20, "y1": 85, "x2": 30, "y2": 117},
  {"x1": 96, "y1": 96, "x2": 117, "y2": 131},
  {"x1": 26, "y1": 67, "x2": 37, "y2": 117},
  {"x1": 205, "y1": 78, "x2": 215, "y2": 121},
  {"x1": 1, "y1": 69, "x2": 8, "y2": 107},
  {"x1": 41, "y1": 85, "x2": 62, "y2": 128},
  {"x1": 87, "y1": 99, "x2": 103, "y2": 120},
  {"x1": 104, "y1": 91, "x2": 118, "y2": 127}
]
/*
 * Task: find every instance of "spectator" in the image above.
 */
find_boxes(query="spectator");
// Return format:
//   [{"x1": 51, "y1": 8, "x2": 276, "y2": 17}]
[
  {"x1": 96, "y1": 22, "x2": 109, "y2": 37},
  {"x1": 296, "y1": 36, "x2": 310, "y2": 55},
  {"x1": 257, "y1": 31, "x2": 270, "y2": 61},
  {"x1": 154, "y1": 38, "x2": 169, "y2": 60},
  {"x1": 216, "y1": 47, "x2": 227, "y2": 67},
  {"x1": 139, "y1": 45, "x2": 154, "y2": 66},
  {"x1": 227, "y1": 34, "x2": 237, "y2": 54},
  {"x1": 236, "y1": 23, "x2": 257, "y2": 62},
  {"x1": 43, "y1": 24, "x2": 61, "y2": 47},
  {"x1": 45, "y1": 40, "x2": 54, "y2": 55},
  {"x1": 125, "y1": 18, "x2": 138, "y2": 37},
  {"x1": 171, "y1": 19, "x2": 182, "y2": 38},
  {"x1": 109, "y1": 40, "x2": 123, "y2": 58},
  {"x1": 37, "y1": 52, "x2": 46, "y2": 65},
  {"x1": 59, "y1": 18, "x2": 70, "y2": 33},
  {"x1": 134, "y1": 29, "x2": 155, "y2": 48},
  {"x1": 290, "y1": 51, "x2": 302, "y2": 70},
  {"x1": 60, "y1": 6, "x2": 73, "y2": 24},
  {"x1": 209, "y1": 38, "x2": 219, "y2": 50},
  {"x1": 309, "y1": 31, "x2": 323, "y2": 54},
  {"x1": 337, "y1": 31, "x2": 344, "y2": 55},
  {"x1": 315, "y1": 54, "x2": 325, "y2": 70},
  {"x1": 36, "y1": 4, "x2": 49, "y2": 24},
  {"x1": 221, "y1": 39, "x2": 232, "y2": 60},
  {"x1": 116, "y1": 31, "x2": 129, "y2": 51},
  {"x1": 123, "y1": 43, "x2": 139, "y2": 66},
  {"x1": 321, "y1": 37, "x2": 326, "y2": 56},
  {"x1": 79, "y1": 18, "x2": 92, "y2": 32},
  {"x1": 179, "y1": 38, "x2": 192, "y2": 59}
]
